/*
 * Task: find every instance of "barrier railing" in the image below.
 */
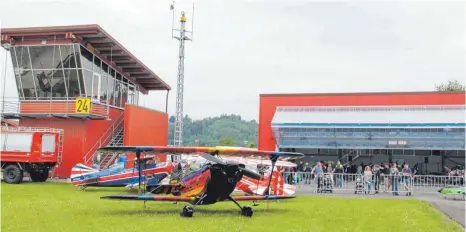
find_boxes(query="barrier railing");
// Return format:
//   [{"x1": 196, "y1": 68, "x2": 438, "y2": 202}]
[
  {"x1": 0, "y1": 97, "x2": 109, "y2": 119},
  {"x1": 283, "y1": 172, "x2": 465, "y2": 195}
]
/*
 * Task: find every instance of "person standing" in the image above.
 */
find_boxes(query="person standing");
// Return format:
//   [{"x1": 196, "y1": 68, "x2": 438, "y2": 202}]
[
  {"x1": 372, "y1": 164, "x2": 381, "y2": 194},
  {"x1": 390, "y1": 163, "x2": 399, "y2": 196},
  {"x1": 334, "y1": 161, "x2": 344, "y2": 188},
  {"x1": 401, "y1": 163, "x2": 413, "y2": 196},
  {"x1": 311, "y1": 162, "x2": 323, "y2": 192}
]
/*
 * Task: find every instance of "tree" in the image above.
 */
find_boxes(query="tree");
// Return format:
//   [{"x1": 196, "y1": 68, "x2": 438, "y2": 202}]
[
  {"x1": 248, "y1": 141, "x2": 257, "y2": 148},
  {"x1": 435, "y1": 80, "x2": 465, "y2": 91},
  {"x1": 218, "y1": 136, "x2": 236, "y2": 146}
]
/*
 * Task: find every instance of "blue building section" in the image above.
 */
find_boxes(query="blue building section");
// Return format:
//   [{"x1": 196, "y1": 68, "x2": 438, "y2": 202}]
[{"x1": 272, "y1": 106, "x2": 466, "y2": 151}]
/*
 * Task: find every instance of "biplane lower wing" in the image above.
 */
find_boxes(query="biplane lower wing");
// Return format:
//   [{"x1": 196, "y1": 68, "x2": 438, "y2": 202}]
[
  {"x1": 101, "y1": 195, "x2": 196, "y2": 202},
  {"x1": 101, "y1": 195, "x2": 295, "y2": 202}
]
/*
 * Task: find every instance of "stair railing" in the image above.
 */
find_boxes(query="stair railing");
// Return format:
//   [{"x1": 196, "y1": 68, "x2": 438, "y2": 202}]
[{"x1": 83, "y1": 113, "x2": 125, "y2": 165}]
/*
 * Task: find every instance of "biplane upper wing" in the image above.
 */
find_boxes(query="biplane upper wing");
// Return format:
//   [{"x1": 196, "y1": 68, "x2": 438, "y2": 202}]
[{"x1": 97, "y1": 146, "x2": 304, "y2": 161}]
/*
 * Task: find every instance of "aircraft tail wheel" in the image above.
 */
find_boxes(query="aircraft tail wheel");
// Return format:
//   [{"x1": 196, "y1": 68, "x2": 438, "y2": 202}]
[
  {"x1": 241, "y1": 206, "x2": 253, "y2": 217},
  {"x1": 180, "y1": 205, "x2": 193, "y2": 217}
]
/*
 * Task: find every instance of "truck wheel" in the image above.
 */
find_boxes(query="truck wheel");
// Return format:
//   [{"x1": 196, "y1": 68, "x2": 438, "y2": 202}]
[
  {"x1": 3, "y1": 164, "x2": 23, "y2": 184},
  {"x1": 30, "y1": 169, "x2": 49, "y2": 182}
]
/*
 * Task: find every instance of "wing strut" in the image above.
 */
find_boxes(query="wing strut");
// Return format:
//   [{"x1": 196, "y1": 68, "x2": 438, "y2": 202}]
[
  {"x1": 265, "y1": 154, "x2": 279, "y2": 196},
  {"x1": 136, "y1": 150, "x2": 143, "y2": 195}
]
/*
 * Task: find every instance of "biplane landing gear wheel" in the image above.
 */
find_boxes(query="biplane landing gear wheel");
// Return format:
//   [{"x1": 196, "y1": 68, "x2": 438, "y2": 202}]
[
  {"x1": 180, "y1": 206, "x2": 193, "y2": 218},
  {"x1": 241, "y1": 206, "x2": 253, "y2": 217}
]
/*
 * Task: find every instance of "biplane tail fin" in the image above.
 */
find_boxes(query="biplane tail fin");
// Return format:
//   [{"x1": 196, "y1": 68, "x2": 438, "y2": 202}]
[{"x1": 70, "y1": 163, "x2": 99, "y2": 185}]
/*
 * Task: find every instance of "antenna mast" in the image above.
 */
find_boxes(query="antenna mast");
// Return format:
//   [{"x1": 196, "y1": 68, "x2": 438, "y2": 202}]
[{"x1": 170, "y1": 1, "x2": 194, "y2": 161}]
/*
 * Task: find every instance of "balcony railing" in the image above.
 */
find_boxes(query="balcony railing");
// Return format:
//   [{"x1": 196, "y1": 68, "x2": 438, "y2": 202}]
[{"x1": 0, "y1": 97, "x2": 109, "y2": 120}]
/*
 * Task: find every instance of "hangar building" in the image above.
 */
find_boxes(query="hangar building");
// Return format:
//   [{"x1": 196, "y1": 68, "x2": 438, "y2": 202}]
[{"x1": 258, "y1": 91, "x2": 466, "y2": 173}]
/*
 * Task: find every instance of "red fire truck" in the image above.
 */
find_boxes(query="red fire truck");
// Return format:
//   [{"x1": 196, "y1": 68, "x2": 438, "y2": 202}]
[{"x1": 1, "y1": 125, "x2": 63, "y2": 184}]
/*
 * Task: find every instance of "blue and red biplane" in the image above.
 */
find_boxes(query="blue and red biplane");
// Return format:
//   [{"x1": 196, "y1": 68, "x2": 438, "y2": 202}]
[
  {"x1": 96, "y1": 146, "x2": 305, "y2": 217},
  {"x1": 70, "y1": 154, "x2": 173, "y2": 189}
]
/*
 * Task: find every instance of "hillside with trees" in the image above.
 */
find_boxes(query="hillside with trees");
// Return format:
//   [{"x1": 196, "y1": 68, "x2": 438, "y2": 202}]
[{"x1": 168, "y1": 114, "x2": 258, "y2": 147}]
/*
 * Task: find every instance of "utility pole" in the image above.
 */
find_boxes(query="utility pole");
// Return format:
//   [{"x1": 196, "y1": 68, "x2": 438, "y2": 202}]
[{"x1": 170, "y1": 1, "x2": 194, "y2": 162}]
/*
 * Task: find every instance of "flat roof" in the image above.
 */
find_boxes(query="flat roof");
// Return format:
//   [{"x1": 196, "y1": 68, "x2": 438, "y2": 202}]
[
  {"x1": 261, "y1": 91, "x2": 466, "y2": 97},
  {"x1": 0, "y1": 24, "x2": 171, "y2": 93},
  {"x1": 271, "y1": 105, "x2": 466, "y2": 127}
]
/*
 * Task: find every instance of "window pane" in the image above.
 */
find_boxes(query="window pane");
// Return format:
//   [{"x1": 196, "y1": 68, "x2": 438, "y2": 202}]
[
  {"x1": 73, "y1": 44, "x2": 82, "y2": 69},
  {"x1": 33, "y1": 69, "x2": 52, "y2": 99},
  {"x1": 29, "y1": 45, "x2": 62, "y2": 69},
  {"x1": 121, "y1": 82, "x2": 128, "y2": 107},
  {"x1": 60, "y1": 45, "x2": 77, "y2": 69},
  {"x1": 93, "y1": 56, "x2": 102, "y2": 74},
  {"x1": 50, "y1": 70, "x2": 67, "y2": 99},
  {"x1": 114, "y1": 80, "x2": 121, "y2": 107},
  {"x1": 101, "y1": 62, "x2": 109, "y2": 77},
  {"x1": 18, "y1": 71, "x2": 36, "y2": 99},
  {"x1": 3, "y1": 133, "x2": 33, "y2": 152},
  {"x1": 92, "y1": 73, "x2": 100, "y2": 99},
  {"x1": 10, "y1": 47, "x2": 19, "y2": 69},
  {"x1": 110, "y1": 68, "x2": 115, "y2": 78},
  {"x1": 65, "y1": 69, "x2": 84, "y2": 98},
  {"x1": 128, "y1": 84, "x2": 135, "y2": 104},
  {"x1": 79, "y1": 46, "x2": 93, "y2": 70},
  {"x1": 82, "y1": 69, "x2": 93, "y2": 97},
  {"x1": 14, "y1": 46, "x2": 31, "y2": 69},
  {"x1": 116, "y1": 72, "x2": 122, "y2": 82},
  {"x1": 100, "y1": 74, "x2": 108, "y2": 102},
  {"x1": 41, "y1": 134, "x2": 55, "y2": 153},
  {"x1": 107, "y1": 76, "x2": 114, "y2": 106}
]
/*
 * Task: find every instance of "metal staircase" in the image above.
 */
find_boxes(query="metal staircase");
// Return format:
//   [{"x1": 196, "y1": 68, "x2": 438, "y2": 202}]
[
  {"x1": 98, "y1": 127, "x2": 125, "y2": 169},
  {"x1": 108, "y1": 127, "x2": 125, "y2": 146}
]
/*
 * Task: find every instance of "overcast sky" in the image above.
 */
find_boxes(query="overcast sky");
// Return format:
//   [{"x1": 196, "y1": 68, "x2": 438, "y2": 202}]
[{"x1": 0, "y1": 0, "x2": 464, "y2": 121}]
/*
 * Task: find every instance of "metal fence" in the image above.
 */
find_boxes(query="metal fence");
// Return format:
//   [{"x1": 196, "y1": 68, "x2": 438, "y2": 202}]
[{"x1": 283, "y1": 172, "x2": 465, "y2": 196}]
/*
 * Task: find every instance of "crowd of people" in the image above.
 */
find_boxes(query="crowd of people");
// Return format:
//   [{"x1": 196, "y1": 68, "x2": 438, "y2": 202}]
[{"x1": 282, "y1": 160, "x2": 465, "y2": 195}]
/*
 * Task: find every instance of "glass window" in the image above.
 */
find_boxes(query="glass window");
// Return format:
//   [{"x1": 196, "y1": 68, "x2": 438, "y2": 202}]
[
  {"x1": 50, "y1": 70, "x2": 67, "y2": 99},
  {"x1": 120, "y1": 82, "x2": 128, "y2": 107},
  {"x1": 59, "y1": 45, "x2": 77, "y2": 69},
  {"x1": 29, "y1": 45, "x2": 62, "y2": 69},
  {"x1": 13, "y1": 46, "x2": 31, "y2": 70},
  {"x1": 135, "y1": 86, "x2": 139, "y2": 105},
  {"x1": 128, "y1": 84, "x2": 135, "y2": 104},
  {"x1": 79, "y1": 46, "x2": 93, "y2": 70},
  {"x1": 73, "y1": 44, "x2": 82, "y2": 69},
  {"x1": 41, "y1": 134, "x2": 55, "y2": 153},
  {"x1": 65, "y1": 69, "x2": 84, "y2": 98},
  {"x1": 32, "y1": 69, "x2": 53, "y2": 99},
  {"x1": 82, "y1": 69, "x2": 93, "y2": 97},
  {"x1": 19, "y1": 71, "x2": 36, "y2": 99},
  {"x1": 107, "y1": 76, "x2": 114, "y2": 106},
  {"x1": 100, "y1": 74, "x2": 108, "y2": 102},
  {"x1": 92, "y1": 73, "x2": 101, "y2": 99},
  {"x1": 3, "y1": 133, "x2": 33, "y2": 152},
  {"x1": 110, "y1": 68, "x2": 116, "y2": 78},
  {"x1": 101, "y1": 62, "x2": 110, "y2": 77},
  {"x1": 116, "y1": 72, "x2": 122, "y2": 82},
  {"x1": 114, "y1": 80, "x2": 121, "y2": 107},
  {"x1": 93, "y1": 56, "x2": 102, "y2": 74}
]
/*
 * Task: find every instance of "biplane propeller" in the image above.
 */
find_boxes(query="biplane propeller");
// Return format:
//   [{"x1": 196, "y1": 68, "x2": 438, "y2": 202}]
[{"x1": 97, "y1": 146, "x2": 304, "y2": 217}]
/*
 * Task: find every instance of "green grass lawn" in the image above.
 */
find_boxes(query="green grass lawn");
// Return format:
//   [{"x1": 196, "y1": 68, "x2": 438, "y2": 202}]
[{"x1": 1, "y1": 182, "x2": 463, "y2": 232}]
